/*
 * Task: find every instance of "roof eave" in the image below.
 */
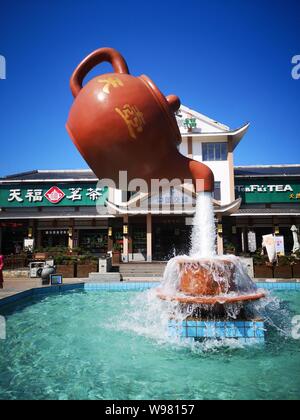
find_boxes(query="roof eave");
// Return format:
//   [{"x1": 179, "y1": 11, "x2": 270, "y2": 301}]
[{"x1": 181, "y1": 123, "x2": 250, "y2": 150}]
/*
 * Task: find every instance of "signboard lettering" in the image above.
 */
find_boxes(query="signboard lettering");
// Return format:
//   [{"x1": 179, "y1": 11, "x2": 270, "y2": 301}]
[{"x1": 0, "y1": 184, "x2": 108, "y2": 208}]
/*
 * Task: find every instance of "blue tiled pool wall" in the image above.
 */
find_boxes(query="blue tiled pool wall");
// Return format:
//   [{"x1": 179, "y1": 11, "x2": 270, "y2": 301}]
[
  {"x1": 168, "y1": 319, "x2": 265, "y2": 344},
  {"x1": 84, "y1": 281, "x2": 300, "y2": 292},
  {"x1": 0, "y1": 283, "x2": 85, "y2": 308},
  {"x1": 256, "y1": 282, "x2": 300, "y2": 290},
  {"x1": 0, "y1": 281, "x2": 299, "y2": 309},
  {"x1": 84, "y1": 282, "x2": 159, "y2": 292}
]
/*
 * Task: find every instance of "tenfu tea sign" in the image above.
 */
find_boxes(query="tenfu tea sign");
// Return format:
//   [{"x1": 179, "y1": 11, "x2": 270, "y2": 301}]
[{"x1": 235, "y1": 181, "x2": 300, "y2": 204}]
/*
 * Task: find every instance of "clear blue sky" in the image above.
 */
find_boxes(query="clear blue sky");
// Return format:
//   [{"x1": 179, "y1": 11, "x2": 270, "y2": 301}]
[{"x1": 0, "y1": 0, "x2": 299, "y2": 177}]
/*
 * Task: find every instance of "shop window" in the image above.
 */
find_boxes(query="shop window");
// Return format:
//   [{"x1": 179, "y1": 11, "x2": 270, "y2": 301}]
[
  {"x1": 202, "y1": 142, "x2": 228, "y2": 161},
  {"x1": 1, "y1": 224, "x2": 27, "y2": 255},
  {"x1": 42, "y1": 230, "x2": 69, "y2": 248},
  {"x1": 132, "y1": 227, "x2": 146, "y2": 256},
  {"x1": 78, "y1": 230, "x2": 108, "y2": 254},
  {"x1": 213, "y1": 182, "x2": 221, "y2": 201}
]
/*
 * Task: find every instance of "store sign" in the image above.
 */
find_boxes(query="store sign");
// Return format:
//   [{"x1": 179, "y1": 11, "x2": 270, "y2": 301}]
[
  {"x1": 247, "y1": 230, "x2": 257, "y2": 253},
  {"x1": 0, "y1": 184, "x2": 108, "y2": 208},
  {"x1": 235, "y1": 180, "x2": 300, "y2": 203},
  {"x1": 24, "y1": 238, "x2": 35, "y2": 252},
  {"x1": 275, "y1": 236, "x2": 285, "y2": 256}
]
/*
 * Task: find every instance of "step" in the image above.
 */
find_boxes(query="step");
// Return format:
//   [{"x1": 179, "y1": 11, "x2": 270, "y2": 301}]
[{"x1": 88, "y1": 273, "x2": 122, "y2": 282}]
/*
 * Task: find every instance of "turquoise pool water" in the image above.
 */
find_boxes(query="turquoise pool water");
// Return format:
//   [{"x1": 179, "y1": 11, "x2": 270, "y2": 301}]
[{"x1": 0, "y1": 289, "x2": 300, "y2": 400}]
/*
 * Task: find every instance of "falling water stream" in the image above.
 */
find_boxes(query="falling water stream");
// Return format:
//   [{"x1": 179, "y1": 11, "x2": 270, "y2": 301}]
[{"x1": 191, "y1": 192, "x2": 217, "y2": 258}]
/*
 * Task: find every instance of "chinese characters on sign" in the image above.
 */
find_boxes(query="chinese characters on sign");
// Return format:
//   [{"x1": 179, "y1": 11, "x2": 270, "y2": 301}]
[
  {"x1": 5, "y1": 186, "x2": 104, "y2": 205},
  {"x1": 183, "y1": 118, "x2": 197, "y2": 130},
  {"x1": 289, "y1": 193, "x2": 300, "y2": 201},
  {"x1": 8, "y1": 189, "x2": 23, "y2": 202}
]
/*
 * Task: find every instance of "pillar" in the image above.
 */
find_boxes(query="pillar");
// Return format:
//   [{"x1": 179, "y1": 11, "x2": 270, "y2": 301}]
[
  {"x1": 241, "y1": 227, "x2": 247, "y2": 253},
  {"x1": 123, "y1": 215, "x2": 129, "y2": 263},
  {"x1": 217, "y1": 216, "x2": 224, "y2": 255},
  {"x1": 228, "y1": 137, "x2": 235, "y2": 203},
  {"x1": 147, "y1": 214, "x2": 152, "y2": 262},
  {"x1": 37, "y1": 230, "x2": 42, "y2": 248},
  {"x1": 68, "y1": 228, "x2": 74, "y2": 250},
  {"x1": 68, "y1": 220, "x2": 75, "y2": 250},
  {"x1": 107, "y1": 226, "x2": 113, "y2": 253}
]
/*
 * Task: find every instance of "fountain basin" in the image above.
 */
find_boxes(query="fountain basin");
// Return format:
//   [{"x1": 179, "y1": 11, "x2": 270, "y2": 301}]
[{"x1": 158, "y1": 256, "x2": 266, "y2": 306}]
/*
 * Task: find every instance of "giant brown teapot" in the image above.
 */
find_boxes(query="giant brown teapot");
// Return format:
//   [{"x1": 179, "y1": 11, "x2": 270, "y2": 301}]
[{"x1": 67, "y1": 47, "x2": 214, "y2": 192}]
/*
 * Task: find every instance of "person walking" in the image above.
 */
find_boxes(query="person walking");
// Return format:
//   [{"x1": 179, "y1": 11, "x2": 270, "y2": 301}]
[{"x1": 0, "y1": 253, "x2": 4, "y2": 289}]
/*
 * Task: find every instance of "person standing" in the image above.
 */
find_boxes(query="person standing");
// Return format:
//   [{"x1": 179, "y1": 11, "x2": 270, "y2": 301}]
[{"x1": 0, "y1": 254, "x2": 4, "y2": 289}]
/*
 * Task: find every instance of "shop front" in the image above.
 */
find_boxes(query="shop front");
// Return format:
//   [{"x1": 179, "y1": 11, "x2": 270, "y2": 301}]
[
  {"x1": 0, "y1": 175, "x2": 111, "y2": 259},
  {"x1": 226, "y1": 166, "x2": 300, "y2": 255}
]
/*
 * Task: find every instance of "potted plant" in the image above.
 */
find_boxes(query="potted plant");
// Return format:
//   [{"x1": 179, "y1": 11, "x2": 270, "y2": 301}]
[
  {"x1": 274, "y1": 255, "x2": 292, "y2": 279},
  {"x1": 76, "y1": 254, "x2": 98, "y2": 277},
  {"x1": 253, "y1": 249, "x2": 274, "y2": 279},
  {"x1": 112, "y1": 243, "x2": 122, "y2": 264},
  {"x1": 224, "y1": 242, "x2": 236, "y2": 255},
  {"x1": 291, "y1": 251, "x2": 300, "y2": 278},
  {"x1": 55, "y1": 255, "x2": 75, "y2": 278}
]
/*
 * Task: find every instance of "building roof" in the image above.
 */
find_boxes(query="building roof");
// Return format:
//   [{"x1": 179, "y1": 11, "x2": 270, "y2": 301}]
[
  {"x1": 1, "y1": 165, "x2": 300, "y2": 183},
  {"x1": 235, "y1": 165, "x2": 300, "y2": 178},
  {"x1": 0, "y1": 170, "x2": 98, "y2": 183},
  {"x1": 178, "y1": 105, "x2": 230, "y2": 132},
  {"x1": 232, "y1": 207, "x2": 300, "y2": 216}
]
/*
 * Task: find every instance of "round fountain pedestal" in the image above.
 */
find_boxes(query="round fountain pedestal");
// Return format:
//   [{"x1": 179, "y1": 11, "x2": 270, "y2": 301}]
[
  {"x1": 158, "y1": 256, "x2": 267, "y2": 344},
  {"x1": 158, "y1": 257, "x2": 266, "y2": 306}
]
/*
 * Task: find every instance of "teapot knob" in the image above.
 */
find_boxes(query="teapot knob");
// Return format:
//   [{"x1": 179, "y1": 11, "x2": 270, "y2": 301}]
[{"x1": 166, "y1": 95, "x2": 181, "y2": 113}]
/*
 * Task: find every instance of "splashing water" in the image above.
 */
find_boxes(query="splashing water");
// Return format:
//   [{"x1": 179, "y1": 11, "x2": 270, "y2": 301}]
[
  {"x1": 121, "y1": 191, "x2": 289, "y2": 349},
  {"x1": 160, "y1": 192, "x2": 258, "y2": 298}
]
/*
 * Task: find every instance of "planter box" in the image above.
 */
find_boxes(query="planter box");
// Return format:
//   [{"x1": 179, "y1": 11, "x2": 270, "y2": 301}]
[
  {"x1": 292, "y1": 264, "x2": 300, "y2": 278},
  {"x1": 112, "y1": 252, "x2": 121, "y2": 265},
  {"x1": 77, "y1": 263, "x2": 98, "y2": 278},
  {"x1": 274, "y1": 265, "x2": 292, "y2": 279},
  {"x1": 254, "y1": 265, "x2": 274, "y2": 279},
  {"x1": 56, "y1": 264, "x2": 75, "y2": 278}
]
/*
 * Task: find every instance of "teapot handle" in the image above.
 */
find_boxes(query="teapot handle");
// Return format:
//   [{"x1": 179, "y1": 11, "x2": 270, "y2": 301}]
[{"x1": 70, "y1": 47, "x2": 130, "y2": 98}]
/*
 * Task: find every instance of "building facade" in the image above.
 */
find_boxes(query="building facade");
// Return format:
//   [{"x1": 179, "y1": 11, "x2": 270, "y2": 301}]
[{"x1": 0, "y1": 106, "x2": 299, "y2": 262}]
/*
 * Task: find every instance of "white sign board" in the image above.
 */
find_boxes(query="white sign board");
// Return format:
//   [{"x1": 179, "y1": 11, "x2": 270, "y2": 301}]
[
  {"x1": 24, "y1": 238, "x2": 35, "y2": 252},
  {"x1": 275, "y1": 236, "x2": 285, "y2": 256},
  {"x1": 247, "y1": 231, "x2": 257, "y2": 253}
]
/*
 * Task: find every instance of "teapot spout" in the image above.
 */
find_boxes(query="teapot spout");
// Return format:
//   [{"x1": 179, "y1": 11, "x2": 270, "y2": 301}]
[
  {"x1": 187, "y1": 157, "x2": 215, "y2": 193},
  {"x1": 152, "y1": 151, "x2": 214, "y2": 193}
]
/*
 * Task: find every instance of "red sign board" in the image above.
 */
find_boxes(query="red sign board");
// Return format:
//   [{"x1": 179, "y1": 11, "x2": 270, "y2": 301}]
[{"x1": 44, "y1": 186, "x2": 65, "y2": 204}]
